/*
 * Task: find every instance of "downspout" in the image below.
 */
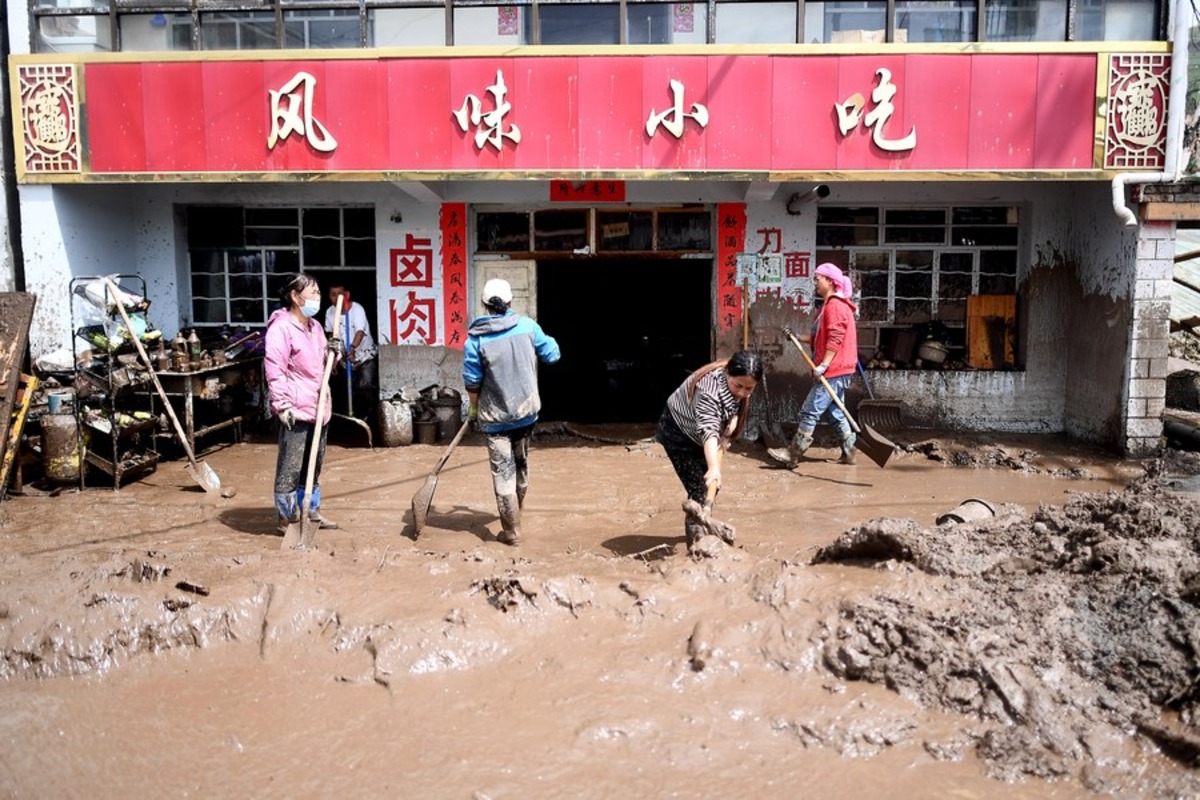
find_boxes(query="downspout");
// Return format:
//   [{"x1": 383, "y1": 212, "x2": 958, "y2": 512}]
[{"x1": 1111, "y1": 0, "x2": 1190, "y2": 226}]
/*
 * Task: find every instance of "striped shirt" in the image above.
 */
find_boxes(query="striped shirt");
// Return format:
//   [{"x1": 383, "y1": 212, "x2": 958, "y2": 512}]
[{"x1": 666, "y1": 368, "x2": 740, "y2": 447}]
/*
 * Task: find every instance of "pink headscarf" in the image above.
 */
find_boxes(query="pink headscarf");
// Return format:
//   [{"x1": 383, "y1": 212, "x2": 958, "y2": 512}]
[{"x1": 815, "y1": 262, "x2": 854, "y2": 298}]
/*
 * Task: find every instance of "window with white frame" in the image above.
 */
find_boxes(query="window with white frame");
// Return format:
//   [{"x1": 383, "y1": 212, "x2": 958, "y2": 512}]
[
  {"x1": 32, "y1": 0, "x2": 1165, "y2": 52},
  {"x1": 187, "y1": 205, "x2": 376, "y2": 327},
  {"x1": 816, "y1": 205, "x2": 1019, "y2": 327}
]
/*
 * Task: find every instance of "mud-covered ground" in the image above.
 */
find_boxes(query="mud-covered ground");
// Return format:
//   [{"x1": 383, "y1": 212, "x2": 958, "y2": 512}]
[{"x1": 2, "y1": 424, "x2": 1200, "y2": 798}]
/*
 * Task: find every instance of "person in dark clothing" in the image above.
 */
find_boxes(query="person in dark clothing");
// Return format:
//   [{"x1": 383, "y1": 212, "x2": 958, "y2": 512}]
[
  {"x1": 462, "y1": 278, "x2": 561, "y2": 546},
  {"x1": 656, "y1": 350, "x2": 762, "y2": 553}
]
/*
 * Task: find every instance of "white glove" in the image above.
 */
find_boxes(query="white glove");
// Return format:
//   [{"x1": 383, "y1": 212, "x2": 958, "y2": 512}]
[
  {"x1": 813, "y1": 364, "x2": 828, "y2": 377},
  {"x1": 279, "y1": 408, "x2": 296, "y2": 429}
]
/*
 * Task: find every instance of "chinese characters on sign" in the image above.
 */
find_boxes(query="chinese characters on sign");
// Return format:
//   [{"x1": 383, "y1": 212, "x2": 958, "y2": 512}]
[
  {"x1": 453, "y1": 70, "x2": 522, "y2": 153},
  {"x1": 245, "y1": 64, "x2": 924, "y2": 161},
  {"x1": 716, "y1": 203, "x2": 747, "y2": 334},
  {"x1": 646, "y1": 79, "x2": 710, "y2": 139},
  {"x1": 18, "y1": 64, "x2": 80, "y2": 173},
  {"x1": 267, "y1": 72, "x2": 337, "y2": 153},
  {"x1": 1105, "y1": 53, "x2": 1168, "y2": 169},
  {"x1": 389, "y1": 232, "x2": 437, "y2": 344},
  {"x1": 752, "y1": 226, "x2": 811, "y2": 306},
  {"x1": 549, "y1": 181, "x2": 627, "y2": 202},
  {"x1": 835, "y1": 68, "x2": 916, "y2": 153},
  {"x1": 440, "y1": 203, "x2": 469, "y2": 349}
]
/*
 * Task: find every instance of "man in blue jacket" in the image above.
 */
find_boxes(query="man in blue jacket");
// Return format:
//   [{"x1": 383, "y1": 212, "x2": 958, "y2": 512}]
[{"x1": 463, "y1": 278, "x2": 561, "y2": 546}]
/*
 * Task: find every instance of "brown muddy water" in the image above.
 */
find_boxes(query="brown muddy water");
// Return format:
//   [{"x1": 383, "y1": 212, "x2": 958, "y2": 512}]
[{"x1": 2, "y1": 425, "x2": 1199, "y2": 798}]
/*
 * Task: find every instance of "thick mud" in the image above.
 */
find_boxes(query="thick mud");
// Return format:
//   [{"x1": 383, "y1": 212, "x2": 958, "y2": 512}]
[{"x1": 1, "y1": 426, "x2": 1198, "y2": 797}]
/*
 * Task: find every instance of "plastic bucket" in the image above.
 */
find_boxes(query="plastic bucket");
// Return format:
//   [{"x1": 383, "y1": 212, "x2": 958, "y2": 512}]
[
  {"x1": 936, "y1": 498, "x2": 996, "y2": 525},
  {"x1": 46, "y1": 390, "x2": 74, "y2": 415},
  {"x1": 432, "y1": 401, "x2": 460, "y2": 441}
]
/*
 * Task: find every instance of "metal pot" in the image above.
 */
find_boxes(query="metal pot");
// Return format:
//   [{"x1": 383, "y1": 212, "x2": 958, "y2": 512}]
[{"x1": 917, "y1": 340, "x2": 948, "y2": 365}]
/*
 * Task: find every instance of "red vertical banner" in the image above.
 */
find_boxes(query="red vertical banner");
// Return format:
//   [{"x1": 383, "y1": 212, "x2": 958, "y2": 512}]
[
  {"x1": 715, "y1": 203, "x2": 746, "y2": 334},
  {"x1": 441, "y1": 202, "x2": 468, "y2": 350}
]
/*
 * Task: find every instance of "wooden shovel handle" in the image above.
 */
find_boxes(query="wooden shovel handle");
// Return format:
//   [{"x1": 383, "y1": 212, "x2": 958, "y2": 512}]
[
  {"x1": 703, "y1": 445, "x2": 723, "y2": 509},
  {"x1": 300, "y1": 301, "x2": 342, "y2": 517},
  {"x1": 783, "y1": 326, "x2": 862, "y2": 434},
  {"x1": 100, "y1": 277, "x2": 200, "y2": 469}
]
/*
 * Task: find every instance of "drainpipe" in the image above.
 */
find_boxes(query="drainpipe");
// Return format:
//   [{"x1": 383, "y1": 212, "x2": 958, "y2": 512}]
[{"x1": 1111, "y1": 0, "x2": 1190, "y2": 226}]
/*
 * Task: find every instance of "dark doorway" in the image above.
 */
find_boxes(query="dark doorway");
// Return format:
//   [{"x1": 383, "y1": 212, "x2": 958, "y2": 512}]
[{"x1": 536, "y1": 257, "x2": 712, "y2": 423}]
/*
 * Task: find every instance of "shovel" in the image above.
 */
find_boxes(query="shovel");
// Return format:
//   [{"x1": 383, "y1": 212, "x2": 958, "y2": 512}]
[
  {"x1": 681, "y1": 448, "x2": 736, "y2": 544},
  {"x1": 100, "y1": 277, "x2": 221, "y2": 493},
  {"x1": 410, "y1": 417, "x2": 471, "y2": 539},
  {"x1": 783, "y1": 326, "x2": 895, "y2": 469},
  {"x1": 336, "y1": 357, "x2": 372, "y2": 450},
  {"x1": 282, "y1": 301, "x2": 342, "y2": 550}
]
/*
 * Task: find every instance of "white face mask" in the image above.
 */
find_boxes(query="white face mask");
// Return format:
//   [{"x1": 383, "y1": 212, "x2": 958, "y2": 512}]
[{"x1": 301, "y1": 298, "x2": 321, "y2": 318}]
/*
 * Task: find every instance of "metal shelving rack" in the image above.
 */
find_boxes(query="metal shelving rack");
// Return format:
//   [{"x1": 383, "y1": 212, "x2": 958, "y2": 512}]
[{"x1": 69, "y1": 274, "x2": 160, "y2": 489}]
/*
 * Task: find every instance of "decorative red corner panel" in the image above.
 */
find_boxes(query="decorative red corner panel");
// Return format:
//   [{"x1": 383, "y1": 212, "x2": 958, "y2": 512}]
[
  {"x1": 17, "y1": 64, "x2": 81, "y2": 174},
  {"x1": 1105, "y1": 53, "x2": 1169, "y2": 170}
]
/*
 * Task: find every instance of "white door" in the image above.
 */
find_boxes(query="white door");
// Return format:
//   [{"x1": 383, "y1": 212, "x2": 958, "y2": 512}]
[{"x1": 477, "y1": 260, "x2": 537, "y2": 319}]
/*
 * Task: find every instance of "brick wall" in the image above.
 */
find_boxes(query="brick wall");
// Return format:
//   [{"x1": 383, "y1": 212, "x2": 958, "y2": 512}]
[{"x1": 1124, "y1": 219, "x2": 1173, "y2": 455}]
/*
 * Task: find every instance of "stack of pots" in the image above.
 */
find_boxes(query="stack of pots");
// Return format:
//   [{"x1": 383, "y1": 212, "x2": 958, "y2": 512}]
[{"x1": 375, "y1": 386, "x2": 462, "y2": 446}]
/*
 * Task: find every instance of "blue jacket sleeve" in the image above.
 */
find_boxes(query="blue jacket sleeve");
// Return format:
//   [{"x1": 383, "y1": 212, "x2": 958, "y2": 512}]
[
  {"x1": 463, "y1": 336, "x2": 483, "y2": 390},
  {"x1": 533, "y1": 322, "x2": 561, "y2": 364}
]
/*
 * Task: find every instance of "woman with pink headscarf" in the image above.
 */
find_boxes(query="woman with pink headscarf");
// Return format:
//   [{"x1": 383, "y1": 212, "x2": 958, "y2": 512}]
[{"x1": 768, "y1": 262, "x2": 860, "y2": 466}]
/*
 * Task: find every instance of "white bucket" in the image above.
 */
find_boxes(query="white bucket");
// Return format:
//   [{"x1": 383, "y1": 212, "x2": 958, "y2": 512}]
[{"x1": 936, "y1": 498, "x2": 995, "y2": 525}]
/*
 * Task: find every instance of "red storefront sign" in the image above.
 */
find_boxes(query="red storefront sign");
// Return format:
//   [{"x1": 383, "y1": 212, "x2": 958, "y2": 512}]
[{"x1": 10, "y1": 50, "x2": 1150, "y2": 181}]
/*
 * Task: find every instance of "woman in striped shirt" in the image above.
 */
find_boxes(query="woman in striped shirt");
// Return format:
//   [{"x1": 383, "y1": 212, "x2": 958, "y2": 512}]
[{"x1": 656, "y1": 350, "x2": 763, "y2": 552}]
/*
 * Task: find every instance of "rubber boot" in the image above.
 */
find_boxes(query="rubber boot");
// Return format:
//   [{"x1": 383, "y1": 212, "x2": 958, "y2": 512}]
[
  {"x1": 684, "y1": 518, "x2": 705, "y2": 552},
  {"x1": 497, "y1": 493, "x2": 522, "y2": 546},
  {"x1": 274, "y1": 491, "x2": 300, "y2": 534},
  {"x1": 517, "y1": 484, "x2": 527, "y2": 510},
  {"x1": 769, "y1": 431, "x2": 813, "y2": 467},
  {"x1": 839, "y1": 433, "x2": 857, "y2": 465}
]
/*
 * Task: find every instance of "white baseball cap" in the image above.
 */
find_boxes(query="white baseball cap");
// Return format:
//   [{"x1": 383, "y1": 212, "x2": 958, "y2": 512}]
[{"x1": 482, "y1": 278, "x2": 513, "y2": 306}]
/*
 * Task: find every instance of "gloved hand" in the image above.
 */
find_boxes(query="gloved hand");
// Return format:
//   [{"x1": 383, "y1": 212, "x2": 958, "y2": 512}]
[
  {"x1": 328, "y1": 337, "x2": 344, "y2": 355},
  {"x1": 468, "y1": 402, "x2": 478, "y2": 419},
  {"x1": 279, "y1": 408, "x2": 296, "y2": 430},
  {"x1": 813, "y1": 363, "x2": 828, "y2": 377}
]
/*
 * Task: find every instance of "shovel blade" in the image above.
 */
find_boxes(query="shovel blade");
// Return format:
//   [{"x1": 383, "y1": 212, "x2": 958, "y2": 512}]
[
  {"x1": 187, "y1": 460, "x2": 221, "y2": 493},
  {"x1": 410, "y1": 474, "x2": 438, "y2": 538},
  {"x1": 855, "y1": 421, "x2": 897, "y2": 468},
  {"x1": 280, "y1": 516, "x2": 305, "y2": 550}
]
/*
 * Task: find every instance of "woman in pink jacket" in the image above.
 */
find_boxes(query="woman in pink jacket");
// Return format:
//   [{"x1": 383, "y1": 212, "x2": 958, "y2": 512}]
[
  {"x1": 265, "y1": 274, "x2": 339, "y2": 533},
  {"x1": 768, "y1": 262, "x2": 860, "y2": 467}
]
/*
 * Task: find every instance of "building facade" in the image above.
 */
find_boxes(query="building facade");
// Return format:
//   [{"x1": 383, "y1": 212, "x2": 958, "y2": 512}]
[{"x1": 2, "y1": 0, "x2": 1186, "y2": 454}]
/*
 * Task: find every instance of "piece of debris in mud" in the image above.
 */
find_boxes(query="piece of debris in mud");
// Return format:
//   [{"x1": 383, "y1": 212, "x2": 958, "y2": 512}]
[
  {"x1": 470, "y1": 575, "x2": 539, "y2": 612},
  {"x1": 128, "y1": 556, "x2": 170, "y2": 583},
  {"x1": 687, "y1": 619, "x2": 713, "y2": 671},
  {"x1": 175, "y1": 580, "x2": 210, "y2": 596},
  {"x1": 809, "y1": 479, "x2": 1200, "y2": 794},
  {"x1": 162, "y1": 597, "x2": 193, "y2": 612},
  {"x1": 905, "y1": 439, "x2": 1091, "y2": 478}
]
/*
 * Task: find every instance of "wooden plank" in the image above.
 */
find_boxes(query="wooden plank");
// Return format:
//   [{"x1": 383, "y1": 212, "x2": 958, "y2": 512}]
[
  {"x1": 0, "y1": 293, "x2": 38, "y2": 465},
  {"x1": 1141, "y1": 202, "x2": 1200, "y2": 221},
  {"x1": 1, "y1": 374, "x2": 38, "y2": 498},
  {"x1": 967, "y1": 294, "x2": 1016, "y2": 369}
]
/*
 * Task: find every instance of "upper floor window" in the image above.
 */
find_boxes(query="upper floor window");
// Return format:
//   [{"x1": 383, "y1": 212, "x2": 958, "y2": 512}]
[{"x1": 30, "y1": 0, "x2": 1163, "y2": 51}]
